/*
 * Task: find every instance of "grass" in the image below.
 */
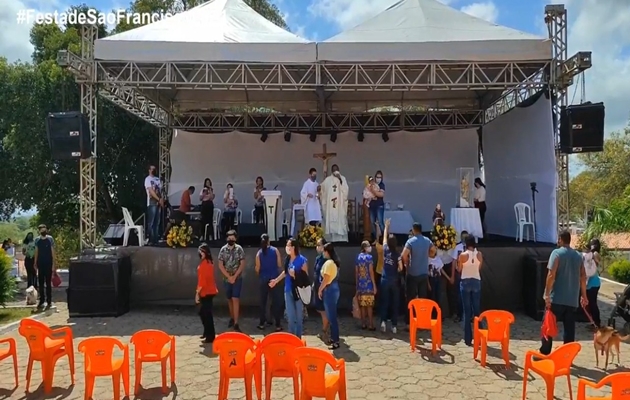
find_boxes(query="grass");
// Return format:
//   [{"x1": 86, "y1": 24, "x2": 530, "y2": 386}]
[{"x1": 0, "y1": 307, "x2": 32, "y2": 325}]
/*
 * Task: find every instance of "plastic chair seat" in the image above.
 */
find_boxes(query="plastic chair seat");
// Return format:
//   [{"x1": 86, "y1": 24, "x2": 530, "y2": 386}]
[
  {"x1": 530, "y1": 359, "x2": 555, "y2": 375},
  {"x1": 44, "y1": 337, "x2": 66, "y2": 348},
  {"x1": 325, "y1": 372, "x2": 340, "y2": 387},
  {"x1": 139, "y1": 346, "x2": 170, "y2": 361}
]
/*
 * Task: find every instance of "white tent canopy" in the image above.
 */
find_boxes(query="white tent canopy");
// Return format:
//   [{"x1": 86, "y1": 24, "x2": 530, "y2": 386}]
[
  {"x1": 318, "y1": 0, "x2": 551, "y2": 62},
  {"x1": 94, "y1": 0, "x2": 316, "y2": 63}
]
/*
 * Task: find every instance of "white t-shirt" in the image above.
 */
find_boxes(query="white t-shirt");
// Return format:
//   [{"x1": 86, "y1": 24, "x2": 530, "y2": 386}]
[
  {"x1": 144, "y1": 175, "x2": 161, "y2": 206},
  {"x1": 428, "y1": 256, "x2": 444, "y2": 277},
  {"x1": 475, "y1": 186, "x2": 486, "y2": 202}
]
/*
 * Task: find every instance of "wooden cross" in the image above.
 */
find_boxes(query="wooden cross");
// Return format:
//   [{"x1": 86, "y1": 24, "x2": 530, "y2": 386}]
[{"x1": 313, "y1": 143, "x2": 337, "y2": 177}]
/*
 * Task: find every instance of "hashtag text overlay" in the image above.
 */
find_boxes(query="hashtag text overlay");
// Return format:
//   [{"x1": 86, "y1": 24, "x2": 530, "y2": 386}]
[{"x1": 16, "y1": 9, "x2": 172, "y2": 25}]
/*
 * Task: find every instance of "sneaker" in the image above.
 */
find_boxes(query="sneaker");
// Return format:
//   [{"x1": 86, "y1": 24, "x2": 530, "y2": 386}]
[
  {"x1": 392, "y1": 326, "x2": 397, "y2": 334},
  {"x1": 380, "y1": 321, "x2": 386, "y2": 333},
  {"x1": 228, "y1": 318, "x2": 235, "y2": 328}
]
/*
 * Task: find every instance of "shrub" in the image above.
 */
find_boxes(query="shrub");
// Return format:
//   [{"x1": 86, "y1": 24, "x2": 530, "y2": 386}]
[
  {"x1": 0, "y1": 249, "x2": 17, "y2": 306},
  {"x1": 50, "y1": 227, "x2": 80, "y2": 269},
  {"x1": 608, "y1": 259, "x2": 630, "y2": 284}
]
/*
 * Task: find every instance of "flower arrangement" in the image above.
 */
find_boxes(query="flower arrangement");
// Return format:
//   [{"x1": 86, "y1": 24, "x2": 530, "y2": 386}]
[
  {"x1": 166, "y1": 221, "x2": 193, "y2": 248},
  {"x1": 298, "y1": 225, "x2": 324, "y2": 248},
  {"x1": 431, "y1": 224, "x2": 458, "y2": 251}
]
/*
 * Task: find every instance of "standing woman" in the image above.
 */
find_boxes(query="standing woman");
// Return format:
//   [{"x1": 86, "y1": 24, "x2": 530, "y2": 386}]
[
  {"x1": 457, "y1": 235, "x2": 483, "y2": 346},
  {"x1": 368, "y1": 170, "x2": 386, "y2": 239},
  {"x1": 200, "y1": 178, "x2": 215, "y2": 241},
  {"x1": 355, "y1": 241, "x2": 377, "y2": 330},
  {"x1": 22, "y1": 233, "x2": 37, "y2": 289},
  {"x1": 318, "y1": 243, "x2": 341, "y2": 349},
  {"x1": 584, "y1": 239, "x2": 602, "y2": 328},
  {"x1": 473, "y1": 178, "x2": 487, "y2": 234},
  {"x1": 253, "y1": 176, "x2": 266, "y2": 225},
  {"x1": 223, "y1": 183, "x2": 239, "y2": 234},
  {"x1": 313, "y1": 238, "x2": 330, "y2": 342},
  {"x1": 255, "y1": 234, "x2": 283, "y2": 331},
  {"x1": 269, "y1": 238, "x2": 306, "y2": 338},
  {"x1": 196, "y1": 243, "x2": 218, "y2": 344}
]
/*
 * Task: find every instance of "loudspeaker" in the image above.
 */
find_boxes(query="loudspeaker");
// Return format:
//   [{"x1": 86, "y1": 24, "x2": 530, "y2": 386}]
[
  {"x1": 46, "y1": 111, "x2": 91, "y2": 159},
  {"x1": 67, "y1": 255, "x2": 131, "y2": 317},
  {"x1": 103, "y1": 224, "x2": 139, "y2": 246},
  {"x1": 559, "y1": 102, "x2": 605, "y2": 154},
  {"x1": 522, "y1": 256, "x2": 548, "y2": 321},
  {"x1": 237, "y1": 223, "x2": 266, "y2": 246}
]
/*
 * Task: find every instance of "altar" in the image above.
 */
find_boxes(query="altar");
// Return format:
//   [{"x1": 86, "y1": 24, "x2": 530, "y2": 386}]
[{"x1": 450, "y1": 208, "x2": 483, "y2": 239}]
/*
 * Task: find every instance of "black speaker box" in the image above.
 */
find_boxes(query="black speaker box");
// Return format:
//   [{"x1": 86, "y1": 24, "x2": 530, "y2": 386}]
[
  {"x1": 237, "y1": 223, "x2": 266, "y2": 246},
  {"x1": 559, "y1": 102, "x2": 605, "y2": 154},
  {"x1": 522, "y1": 256, "x2": 548, "y2": 321},
  {"x1": 103, "y1": 224, "x2": 139, "y2": 246},
  {"x1": 67, "y1": 255, "x2": 132, "y2": 317},
  {"x1": 46, "y1": 111, "x2": 91, "y2": 159}
]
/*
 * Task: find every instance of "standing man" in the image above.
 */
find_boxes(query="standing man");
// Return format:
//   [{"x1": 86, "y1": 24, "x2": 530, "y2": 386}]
[
  {"x1": 401, "y1": 223, "x2": 434, "y2": 324},
  {"x1": 540, "y1": 230, "x2": 587, "y2": 355},
  {"x1": 33, "y1": 224, "x2": 55, "y2": 310},
  {"x1": 218, "y1": 230, "x2": 246, "y2": 332},
  {"x1": 321, "y1": 164, "x2": 349, "y2": 242},
  {"x1": 144, "y1": 165, "x2": 163, "y2": 245},
  {"x1": 300, "y1": 168, "x2": 322, "y2": 226}
]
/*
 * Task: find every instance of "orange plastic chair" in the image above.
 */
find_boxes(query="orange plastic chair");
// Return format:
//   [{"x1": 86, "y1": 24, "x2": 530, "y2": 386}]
[
  {"x1": 259, "y1": 332, "x2": 304, "y2": 400},
  {"x1": 130, "y1": 329, "x2": 176, "y2": 395},
  {"x1": 473, "y1": 310, "x2": 515, "y2": 368},
  {"x1": 408, "y1": 298, "x2": 442, "y2": 355},
  {"x1": 0, "y1": 337, "x2": 18, "y2": 387},
  {"x1": 18, "y1": 319, "x2": 75, "y2": 393},
  {"x1": 294, "y1": 347, "x2": 346, "y2": 400},
  {"x1": 577, "y1": 372, "x2": 630, "y2": 400},
  {"x1": 522, "y1": 342, "x2": 582, "y2": 400},
  {"x1": 213, "y1": 332, "x2": 262, "y2": 400},
  {"x1": 78, "y1": 337, "x2": 130, "y2": 400}
]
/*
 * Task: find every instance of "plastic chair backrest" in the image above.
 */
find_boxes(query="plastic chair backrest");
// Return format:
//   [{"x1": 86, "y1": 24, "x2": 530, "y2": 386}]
[
  {"x1": 260, "y1": 333, "x2": 305, "y2": 372},
  {"x1": 18, "y1": 319, "x2": 55, "y2": 357},
  {"x1": 213, "y1": 208, "x2": 221, "y2": 224},
  {"x1": 514, "y1": 203, "x2": 530, "y2": 223},
  {"x1": 294, "y1": 347, "x2": 339, "y2": 394},
  {"x1": 213, "y1": 332, "x2": 257, "y2": 375},
  {"x1": 603, "y1": 372, "x2": 630, "y2": 398},
  {"x1": 78, "y1": 337, "x2": 126, "y2": 375},
  {"x1": 408, "y1": 298, "x2": 439, "y2": 325},
  {"x1": 130, "y1": 329, "x2": 172, "y2": 360},
  {"x1": 122, "y1": 207, "x2": 135, "y2": 227},
  {"x1": 547, "y1": 342, "x2": 581, "y2": 374},
  {"x1": 479, "y1": 310, "x2": 514, "y2": 342},
  {"x1": 236, "y1": 208, "x2": 242, "y2": 223}
]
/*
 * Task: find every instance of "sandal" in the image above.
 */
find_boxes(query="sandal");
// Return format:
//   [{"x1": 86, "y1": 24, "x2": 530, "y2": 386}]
[{"x1": 257, "y1": 324, "x2": 265, "y2": 330}]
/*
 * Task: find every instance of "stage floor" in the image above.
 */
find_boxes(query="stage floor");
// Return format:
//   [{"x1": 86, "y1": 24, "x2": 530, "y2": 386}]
[{"x1": 106, "y1": 236, "x2": 554, "y2": 312}]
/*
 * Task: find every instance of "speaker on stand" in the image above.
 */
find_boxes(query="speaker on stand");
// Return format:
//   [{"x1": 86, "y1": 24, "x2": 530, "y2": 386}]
[
  {"x1": 559, "y1": 102, "x2": 605, "y2": 154},
  {"x1": 46, "y1": 111, "x2": 92, "y2": 160}
]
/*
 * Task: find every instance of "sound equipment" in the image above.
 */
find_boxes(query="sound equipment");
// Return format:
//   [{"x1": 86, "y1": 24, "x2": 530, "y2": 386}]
[
  {"x1": 237, "y1": 223, "x2": 266, "y2": 246},
  {"x1": 559, "y1": 102, "x2": 605, "y2": 154},
  {"x1": 46, "y1": 111, "x2": 91, "y2": 159},
  {"x1": 67, "y1": 255, "x2": 132, "y2": 317},
  {"x1": 522, "y1": 256, "x2": 548, "y2": 321},
  {"x1": 103, "y1": 224, "x2": 138, "y2": 246}
]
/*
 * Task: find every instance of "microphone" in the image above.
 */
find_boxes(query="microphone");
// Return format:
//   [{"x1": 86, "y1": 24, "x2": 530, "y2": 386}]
[{"x1": 273, "y1": 185, "x2": 279, "y2": 190}]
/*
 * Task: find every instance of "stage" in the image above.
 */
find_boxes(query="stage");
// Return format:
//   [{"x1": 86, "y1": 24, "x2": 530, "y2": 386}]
[{"x1": 110, "y1": 236, "x2": 555, "y2": 312}]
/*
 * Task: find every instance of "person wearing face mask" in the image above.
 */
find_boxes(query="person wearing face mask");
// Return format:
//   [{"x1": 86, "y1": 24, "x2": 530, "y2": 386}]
[
  {"x1": 33, "y1": 225, "x2": 56, "y2": 309},
  {"x1": 299, "y1": 168, "x2": 322, "y2": 226},
  {"x1": 222, "y1": 183, "x2": 239, "y2": 236},
  {"x1": 368, "y1": 170, "x2": 386, "y2": 240},
  {"x1": 318, "y1": 243, "x2": 342, "y2": 349},
  {"x1": 355, "y1": 240, "x2": 377, "y2": 330},
  {"x1": 312, "y1": 238, "x2": 329, "y2": 342},
  {"x1": 196, "y1": 243, "x2": 218, "y2": 344},
  {"x1": 199, "y1": 178, "x2": 215, "y2": 241},
  {"x1": 217, "y1": 230, "x2": 246, "y2": 332},
  {"x1": 269, "y1": 238, "x2": 307, "y2": 338},
  {"x1": 144, "y1": 165, "x2": 163, "y2": 245}
]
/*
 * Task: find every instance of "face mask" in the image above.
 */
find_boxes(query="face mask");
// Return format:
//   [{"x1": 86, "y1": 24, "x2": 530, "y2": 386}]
[
  {"x1": 285, "y1": 246, "x2": 292, "y2": 254},
  {"x1": 227, "y1": 239, "x2": 235, "y2": 246},
  {"x1": 316, "y1": 246, "x2": 323, "y2": 254},
  {"x1": 40, "y1": 231, "x2": 46, "y2": 236},
  {"x1": 199, "y1": 252, "x2": 203, "y2": 259},
  {"x1": 332, "y1": 170, "x2": 338, "y2": 174},
  {"x1": 366, "y1": 246, "x2": 372, "y2": 253},
  {"x1": 310, "y1": 175, "x2": 317, "y2": 181},
  {"x1": 376, "y1": 178, "x2": 382, "y2": 184}
]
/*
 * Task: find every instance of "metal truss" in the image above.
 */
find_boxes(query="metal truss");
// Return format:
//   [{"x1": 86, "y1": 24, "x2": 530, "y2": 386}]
[
  {"x1": 159, "y1": 125, "x2": 172, "y2": 195},
  {"x1": 99, "y1": 83, "x2": 169, "y2": 127},
  {"x1": 484, "y1": 69, "x2": 546, "y2": 123},
  {"x1": 79, "y1": 25, "x2": 98, "y2": 249},
  {"x1": 95, "y1": 61, "x2": 549, "y2": 91},
  {"x1": 171, "y1": 110, "x2": 484, "y2": 132}
]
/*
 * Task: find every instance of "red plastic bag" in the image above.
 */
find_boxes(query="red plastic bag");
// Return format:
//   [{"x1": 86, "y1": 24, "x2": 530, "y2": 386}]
[
  {"x1": 52, "y1": 271, "x2": 62, "y2": 288},
  {"x1": 541, "y1": 310, "x2": 558, "y2": 340}
]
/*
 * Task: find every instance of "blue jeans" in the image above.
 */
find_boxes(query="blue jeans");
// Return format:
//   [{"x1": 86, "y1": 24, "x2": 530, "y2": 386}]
[
  {"x1": 379, "y1": 279, "x2": 400, "y2": 326},
  {"x1": 284, "y1": 291, "x2": 303, "y2": 338},
  {"x1": 323, "y1": 282, "x2": 340, "y2": 343},
  {"x1": 369, "y1": 205, "x2": 385, "y2": 238},
  {"x1": 146, "y1": 205, "x2": 160, "y2": 244},
  {"x1": 460, "y1": 278, "x2": 481, "y2": 345},
  {"x1": 429, "y1": 276, "x2": 441, "y2": 319}
]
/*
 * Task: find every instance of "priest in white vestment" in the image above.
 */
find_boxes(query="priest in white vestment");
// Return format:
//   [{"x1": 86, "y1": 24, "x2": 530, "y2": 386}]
[
  {"x1": 300, "y1": 167, "x2": 322, "y2": 224},
  {"x1": 321, "y1": 164, "x2": 349, "y2": 242}
]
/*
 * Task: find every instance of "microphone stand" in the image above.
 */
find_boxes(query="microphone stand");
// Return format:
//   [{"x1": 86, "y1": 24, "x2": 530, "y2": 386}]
[{"x1": 530, "y1": 182, "x2": 538, "y2": 238}]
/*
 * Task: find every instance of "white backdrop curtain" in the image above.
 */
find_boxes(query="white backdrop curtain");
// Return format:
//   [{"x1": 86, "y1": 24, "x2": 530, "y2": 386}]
[
  {"x1": 168, "y1": 129, "x2": 480, "y2": 230},
  {"x1": 483, "y1": 94, "x2": 557, "y2": 243}
]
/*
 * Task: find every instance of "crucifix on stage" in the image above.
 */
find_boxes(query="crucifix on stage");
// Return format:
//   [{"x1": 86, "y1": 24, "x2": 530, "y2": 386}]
[{"x1": 313, "y1": 143, "x2": 337, "y2": 177}]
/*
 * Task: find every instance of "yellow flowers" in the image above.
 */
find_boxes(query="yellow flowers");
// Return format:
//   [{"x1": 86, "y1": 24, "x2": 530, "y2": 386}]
[
  {"x1": 298, "y1": 225, "x2": 324, "y2": 248},
  {"x1": 166, "y1": 220, "x2": 193, "y2": 248},
  {"x1": 431, "y1": 224, "x2": 457, "y2": 251}
]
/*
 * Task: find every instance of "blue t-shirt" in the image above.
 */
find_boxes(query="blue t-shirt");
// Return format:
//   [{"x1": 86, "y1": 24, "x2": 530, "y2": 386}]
[
  {"x1": 258, "y1": 246, "x2": 279, "y2": 281},
  {"x1": 381, "y1": 244, "x2": 399, "y2": 281},
  {"x1": 285, "y1": 254, "x2": 307, "y2": 293},
  {"x1": 404, "y1": 234, "x2": 432, "y2": 276},
  {"x1": 548, "y1": 247, "x2": 583, "y2": 307},
  {"x1": 369, "y1": 182, "x2": 386, "y2": 209},
  {"x1": 34, "y1": 236, "x2": 55, "y2": 266}
]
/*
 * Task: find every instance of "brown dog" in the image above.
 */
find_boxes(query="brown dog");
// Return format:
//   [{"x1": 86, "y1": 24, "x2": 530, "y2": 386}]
[{"x1": 594, "y1": 326, "x2": 629, "y2": 370}]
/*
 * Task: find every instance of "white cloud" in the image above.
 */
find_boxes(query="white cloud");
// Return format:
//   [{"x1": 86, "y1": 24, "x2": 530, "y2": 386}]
[{"x1": 460, "y1": 2, "x2": 498, "y2": 23}]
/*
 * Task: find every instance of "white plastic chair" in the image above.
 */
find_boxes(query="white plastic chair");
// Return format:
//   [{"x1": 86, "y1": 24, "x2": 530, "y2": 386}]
[
  {"x1": 514, "y1": 202, "x2": 536, "y2": 242},
  {"x1": 235, "y1": 208, "x2": 242, "y2": 226},
  {"x1": 251, "y1": 209, "x2": 256, "y2": 223},
  {"x1": 282, "y1": 209, "x2": 291, "y2": 237},
  {"x1": 204, "y1": 209, "x2": 222, "y2": 240},
  {"x1": 122, "y1": 207, "x2": 144, "y2": 247}
]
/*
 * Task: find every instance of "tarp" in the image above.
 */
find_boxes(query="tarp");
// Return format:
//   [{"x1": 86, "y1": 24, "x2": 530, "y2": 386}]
[
  {"x1": 94, "y1": 0, "x2": 316, "y2": 62},
  {"x1": 318, "y1": 0, "x2": 551, "y2": 62}
]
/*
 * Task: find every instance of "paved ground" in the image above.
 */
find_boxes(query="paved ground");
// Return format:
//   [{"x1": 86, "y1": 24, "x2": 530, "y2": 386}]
[{"x1": 1, "y1": 285, "x2": 629, "y2": 400}]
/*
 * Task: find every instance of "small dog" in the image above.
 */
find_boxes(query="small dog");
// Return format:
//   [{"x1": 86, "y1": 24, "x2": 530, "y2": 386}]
[
  {"x1": 594, "y1": 326, "x2": 630, "y2": 370},
  {"x1": 25, "y1": 286, "x2": 38, "y2": 306}
]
